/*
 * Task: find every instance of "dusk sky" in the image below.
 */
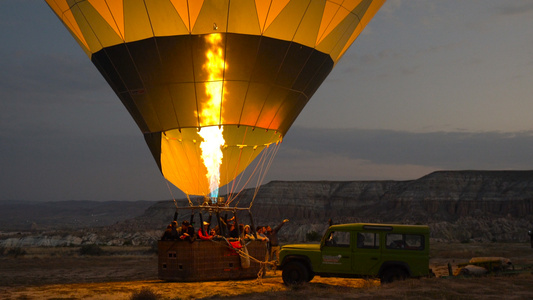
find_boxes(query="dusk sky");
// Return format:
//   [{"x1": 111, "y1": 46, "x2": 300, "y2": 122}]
[{"x1": 2, "y1": 1, "x2": 533, "y2": 202}]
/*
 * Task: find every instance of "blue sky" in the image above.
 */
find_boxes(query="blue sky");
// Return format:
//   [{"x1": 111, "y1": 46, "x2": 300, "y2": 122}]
[{"x1": 1, "y1": 1, "x2": 533, "y2": 201}]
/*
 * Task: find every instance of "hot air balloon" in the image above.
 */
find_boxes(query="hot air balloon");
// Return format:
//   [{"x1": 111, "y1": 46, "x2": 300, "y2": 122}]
[
  {"x1": 45, "y1": 0, "x2": 385, "y2": 201},
  {"x1": 45, "y1": 0, "x2": 386, "y2": 283}
]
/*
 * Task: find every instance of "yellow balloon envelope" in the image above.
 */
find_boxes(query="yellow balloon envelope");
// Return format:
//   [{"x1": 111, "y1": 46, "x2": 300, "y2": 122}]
[{"x1": 45, "y1": 0, "x2": 386, "y2": 196}]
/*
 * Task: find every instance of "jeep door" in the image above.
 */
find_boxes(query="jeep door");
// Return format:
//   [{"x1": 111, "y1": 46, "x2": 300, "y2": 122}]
[
  {"x1": 319, "y1": 230, "x2": 352, "y2": 274},
  {"x1": 383, "y1": 232, "x2": 429, "y2": 277},
  {"x1": 352, "y1": 232, "x2": 382, "y2": 276}
]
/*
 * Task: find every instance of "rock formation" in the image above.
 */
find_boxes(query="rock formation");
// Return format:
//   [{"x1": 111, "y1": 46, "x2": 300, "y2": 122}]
[
  {"x1": 2, "y1": 171, "x2": 532, "y2": 247},
  {"x1": 132, "y1": 171, "x2": 533, "y2": 243}
]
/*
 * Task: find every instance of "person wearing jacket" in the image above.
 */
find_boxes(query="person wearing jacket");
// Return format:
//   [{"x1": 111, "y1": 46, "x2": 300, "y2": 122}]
[{"x1": 265, "y1": 219, "x2": 289, "y2": 267}]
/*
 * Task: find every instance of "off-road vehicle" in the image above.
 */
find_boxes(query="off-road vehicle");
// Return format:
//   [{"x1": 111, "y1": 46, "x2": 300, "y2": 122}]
[{"x1": 278, "y1": 223, "x2": 431, "y2": 284}]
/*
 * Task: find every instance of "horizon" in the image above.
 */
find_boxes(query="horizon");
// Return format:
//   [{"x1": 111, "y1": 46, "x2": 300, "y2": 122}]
[{"x1": 4, "y1": 169, "x2": 533, "y2": 202}]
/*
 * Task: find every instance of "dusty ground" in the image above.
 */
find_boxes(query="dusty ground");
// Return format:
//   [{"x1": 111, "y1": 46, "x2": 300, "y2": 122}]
[{"x1": 1, "y1": 243, "x2": 533, "y2": 299}]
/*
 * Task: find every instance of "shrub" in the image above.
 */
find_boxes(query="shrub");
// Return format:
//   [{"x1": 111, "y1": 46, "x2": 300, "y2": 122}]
[
  {"x1": 130, "y1": 287, "x2": 161, "y2": 300},
  {"x1": 79, "y1": 244, "x2": 104, "y2": 256},
  {"x1": 306, "y1": 231, "x2": 321, "y2": 242},
  {"x1": 4, "y1": 247, "x2": 27, "y2": 257}
]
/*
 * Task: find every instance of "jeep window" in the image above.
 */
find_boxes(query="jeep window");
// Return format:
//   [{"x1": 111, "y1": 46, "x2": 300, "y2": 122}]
[
  {"x1": 386, "y1": 233, "x2": 424, "y2": 250},
  {"x1": 357, "y1": 232, "x2": 379, "y2": 249},
  {"x1": 324, "y1": 231, "x2": 350, "y2": 247}
]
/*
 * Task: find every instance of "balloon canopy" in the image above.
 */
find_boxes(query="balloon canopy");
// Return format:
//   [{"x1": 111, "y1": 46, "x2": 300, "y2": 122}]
[{"x1": 46, "y1": 0, "x2": 385, "y2": 197}]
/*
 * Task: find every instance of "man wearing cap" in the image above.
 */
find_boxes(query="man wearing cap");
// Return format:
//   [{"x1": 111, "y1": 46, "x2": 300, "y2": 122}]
[{"x1": 198, "y1": 221, "x2": 214, "y2": 240}]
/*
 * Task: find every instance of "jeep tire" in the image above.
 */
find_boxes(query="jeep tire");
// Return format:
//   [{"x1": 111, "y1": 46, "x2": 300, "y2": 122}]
[{"x1": 282, "y1": 261, "x2": 309, "y2": 285}]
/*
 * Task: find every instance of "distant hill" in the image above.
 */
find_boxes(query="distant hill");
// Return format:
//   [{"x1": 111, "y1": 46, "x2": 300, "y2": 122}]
[
  {"x1": 0, "y1": 200, "x2": 155, "y2": 231},
  {"x1": 122, "y1": 170, "x2": 533, "y2": 243},
  {"x1": 2, "y1": 171, "x2": 533, "y2": 244}
]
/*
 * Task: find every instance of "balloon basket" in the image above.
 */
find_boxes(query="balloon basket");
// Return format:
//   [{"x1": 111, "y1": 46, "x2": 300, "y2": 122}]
[{"x1": 158, "y1": 239, "x2": 267, "y2": 281}]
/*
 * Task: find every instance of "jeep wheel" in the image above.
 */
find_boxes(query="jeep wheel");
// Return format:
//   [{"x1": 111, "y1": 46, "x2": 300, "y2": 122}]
[
  {"x1": 307, "y1": 271, "x2": 315, "y2": 282},
  {"x1": 282, "y1": 261, "x2": 309, "y2": 285},
  {"x1": 380, "y1": 267, "x2": 408, "y2": 283}
]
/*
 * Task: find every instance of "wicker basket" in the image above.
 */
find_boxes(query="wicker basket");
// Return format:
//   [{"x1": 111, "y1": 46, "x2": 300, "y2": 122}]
[{"x1": 158, "y1": 239, "x2": 267, "y2": 281}]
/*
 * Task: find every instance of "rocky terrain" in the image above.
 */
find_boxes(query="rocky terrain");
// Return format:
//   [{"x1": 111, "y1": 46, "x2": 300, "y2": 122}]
[
  {"x1": 125, "y1": 170, "x2": 533, "y2": 244},
  {"x1": 2, "y1": 170, "x2": 533, "y2": 247},
  {"x1": 0, "y1": 200, "x2": 154, "y2": 231},
  {"x1": 0, "y1": 200, "x2": 157, "y2": 248}
]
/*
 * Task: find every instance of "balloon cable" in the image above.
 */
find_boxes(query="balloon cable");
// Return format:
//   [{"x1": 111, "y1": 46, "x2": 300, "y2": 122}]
[
  {"x1": 249, "y1": 142, "x2": 280, "y2": 209},
  {"x1": 164, "y1": 180, "x2": 180, "y2": 209},
  {"x1": 227, "y1": 145, "x2": 267, "y2": 206}
]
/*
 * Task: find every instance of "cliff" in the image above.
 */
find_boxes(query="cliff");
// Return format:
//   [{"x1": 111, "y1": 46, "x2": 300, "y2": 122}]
[
  {"x1": 129, "y1": 171, "x2": 533, "y2": 243},
  {"x1": 2, "y1": 171, "x2": 533, "y2": 247}
]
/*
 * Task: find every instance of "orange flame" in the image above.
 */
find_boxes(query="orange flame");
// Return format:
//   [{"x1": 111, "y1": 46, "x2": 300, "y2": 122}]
[{"x1": 199, "y1": 33, "x2": 226, "y2": 197}]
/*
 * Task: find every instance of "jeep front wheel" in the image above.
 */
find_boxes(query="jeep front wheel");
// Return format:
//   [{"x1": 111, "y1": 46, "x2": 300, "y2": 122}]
[{"x1": 282, "y1": 261, "x2": 309, "y2": 285}]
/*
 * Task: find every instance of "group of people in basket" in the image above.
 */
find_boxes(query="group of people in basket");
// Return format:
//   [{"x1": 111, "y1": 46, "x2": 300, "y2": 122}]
[{"x1": 161, "y1": 217, "x2": 289, "y2": 266}]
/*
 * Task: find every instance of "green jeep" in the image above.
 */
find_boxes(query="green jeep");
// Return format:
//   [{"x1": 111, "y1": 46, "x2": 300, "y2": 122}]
[{"x1": 278, "y1": 223, "x2": 431, "y2": 284}]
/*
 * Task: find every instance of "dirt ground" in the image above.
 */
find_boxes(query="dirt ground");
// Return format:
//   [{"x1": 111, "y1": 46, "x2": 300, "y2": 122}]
[{"x1": 1, "y1": 243, "x2": 533, "y2": 299}]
